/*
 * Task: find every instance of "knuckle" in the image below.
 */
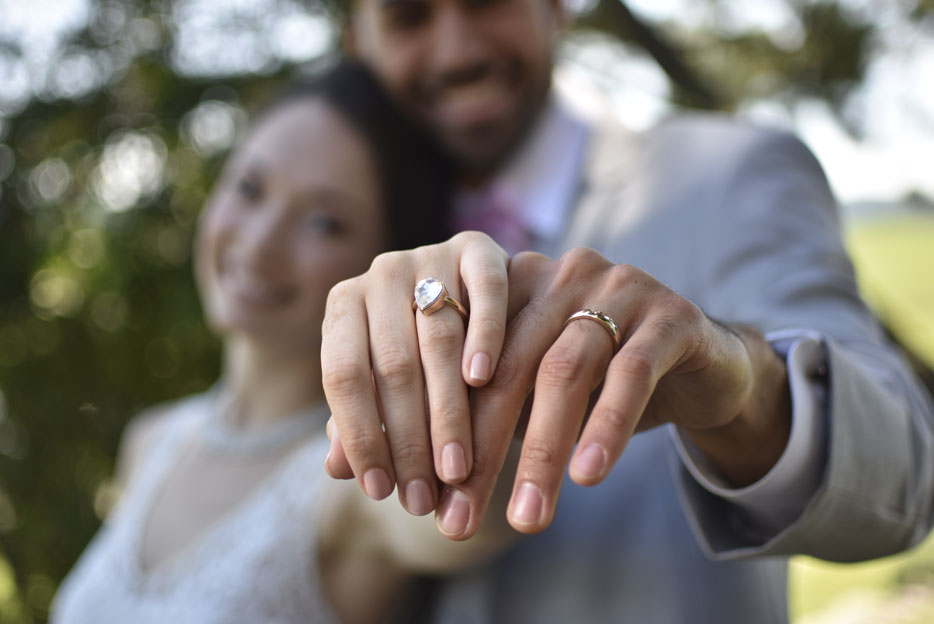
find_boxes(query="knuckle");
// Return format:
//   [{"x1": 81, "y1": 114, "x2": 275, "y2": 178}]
[
  {"x1": 460, "y1": 229, "x2": 504, "y2": 255},
  {"x1": 419, "y1": 320, "x2": 463, "y2": 357},
  {"x1": 387, "y1": 435, "x2": 429, "y2": 467},
  {"x1": 553, "y1": 248, "x2": 606, "y2": 290},
  {"x1": 322, "y1": 358, "x2": 370, "y2": 397},
  {"x1": 616, "y1": 350, "x2": 656, "y2": 384},
  {"x1": 521, "y1": 438, "x2": 561, "y2": 469},
  {"x1": 469, "y1": 314, "x2": 506, "y2": 343},
  {"x1": 323, "y1": 278, "x2": 358, "y2": 322},
  {"x1": 473, "y1": 265, "x2": 508, "y2": 294},
  {"x1": 429, "y1": 400, "x2": 466, "y2": 427},
  {"x1": 325, "y1": 276, "x2": 354, "y2": 305},
  {"x1": 665, "y1": 295, "x2": 703, "y2": 324},
  {"x1": 559, "y1": 246, "x2": 600, "y2": 267},
  {"x1": 604, "y1": 263, "x2": 642, "y2": 293},
  {"x1": 450, "y1": 230, "x2": 475, "y2": 244},
  {"x1": 372, "y1": 344, "x2": 419, "y2": 389},
  {"x1": 594, "y1": 404, "x2": 633, "y2": 434},
  {"x1": 424, "y1": 386, "x2": 467, "y2": 426},
  {"x1": 538, "y1": 348, "x2": 587, "y2": 387},
  {"x1": 340, "y1": 427, "x2": 384, "y2": 460},
  {"x1": 368, "y1": 250, "x2": 407, "y2": 278},
  {"x1": 648, "y1": 312, "x2": 683, "y2": 343}
]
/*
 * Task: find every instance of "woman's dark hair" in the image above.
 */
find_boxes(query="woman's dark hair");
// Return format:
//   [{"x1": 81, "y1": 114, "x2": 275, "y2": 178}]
[{"x1": 262, "y1": 61, "x2": 454, "y2": 250}]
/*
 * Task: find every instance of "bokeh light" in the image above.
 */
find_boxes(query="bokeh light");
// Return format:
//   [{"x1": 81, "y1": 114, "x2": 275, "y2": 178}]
[
  {"x1": 28, "y1": 158, "x2": 72, "y2": 204},
  {"x1": 29, "y1": 269, "x2": 85, "y2": 319},
  {"x1": 181, "y1": 100, "x2": 246, "y2": 157},
  {"x1": 92, "y1": 131, "x2": 167, "y2": 212}
]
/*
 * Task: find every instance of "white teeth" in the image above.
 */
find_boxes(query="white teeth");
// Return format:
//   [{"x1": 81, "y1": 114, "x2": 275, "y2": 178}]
[{"x1": 438, "y1": 80, "x2": 509, "y2": 117}]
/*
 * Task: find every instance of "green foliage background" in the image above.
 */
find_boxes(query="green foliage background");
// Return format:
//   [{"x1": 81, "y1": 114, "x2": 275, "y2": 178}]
[{"x1": 0, "y1": 1, "x2": 931, "y2": 622}]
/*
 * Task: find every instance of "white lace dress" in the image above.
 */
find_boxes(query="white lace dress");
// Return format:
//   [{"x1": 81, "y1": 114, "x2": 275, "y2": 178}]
[{"x1": 50, "y1": 394, "x2": 341, "y2": 624}]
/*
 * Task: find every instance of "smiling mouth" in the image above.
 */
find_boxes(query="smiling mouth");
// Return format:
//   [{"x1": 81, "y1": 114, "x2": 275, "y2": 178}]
[{"x1": 431, "y1": 76, "x2": 515, "y2": 128}]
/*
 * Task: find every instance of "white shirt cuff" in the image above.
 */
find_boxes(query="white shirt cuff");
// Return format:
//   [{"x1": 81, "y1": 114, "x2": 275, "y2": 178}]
[{"x1": 671, "y1": 330, "x2": 829, "y2": 532}]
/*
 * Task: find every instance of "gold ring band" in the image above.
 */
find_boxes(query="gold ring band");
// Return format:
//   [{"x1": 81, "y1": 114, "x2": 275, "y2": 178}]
[
  {"x1": 413, "y1": 277, "x2": 468, "y2": 321},
  {"x1": 565, "y1": 308, "x2": 621, "y2": 350}
]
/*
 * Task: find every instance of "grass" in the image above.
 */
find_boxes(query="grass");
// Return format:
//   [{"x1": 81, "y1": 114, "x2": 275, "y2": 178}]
[
  {"x1": 790, "y1": 533, "x2": 934, "y2": 622},
  {"x1": 844, "y1": 212, "x2": 934, "y2": 368}
]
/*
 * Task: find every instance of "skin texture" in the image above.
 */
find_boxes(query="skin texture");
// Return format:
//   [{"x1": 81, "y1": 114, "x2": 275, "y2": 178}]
[{"x1": 326, "y1": 0, "x2": 793, "y2": 538}]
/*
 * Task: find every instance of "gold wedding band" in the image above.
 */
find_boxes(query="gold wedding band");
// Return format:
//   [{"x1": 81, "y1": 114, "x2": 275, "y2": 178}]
[
  {"x1": 565, "y1": 309, "x2": 621, "y2": 350},
  {"x1": 413, "y1": 277, "x2": 468, "y2": 322}
]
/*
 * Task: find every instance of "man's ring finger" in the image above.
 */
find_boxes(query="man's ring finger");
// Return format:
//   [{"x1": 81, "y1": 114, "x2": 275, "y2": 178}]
[{"x1": 565, "y1": 308, "x2": 621, "y2": 350}]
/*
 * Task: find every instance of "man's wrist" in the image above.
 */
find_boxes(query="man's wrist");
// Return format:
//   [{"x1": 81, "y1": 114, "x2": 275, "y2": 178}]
[{"x1": 682, "y1": 325, "x2": 792, "y2": 487}]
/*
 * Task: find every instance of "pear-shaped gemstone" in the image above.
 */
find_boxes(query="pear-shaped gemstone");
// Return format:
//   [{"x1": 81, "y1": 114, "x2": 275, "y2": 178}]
[{"x1": 414, "y1": 278, "x2": 444, "y2": 311}]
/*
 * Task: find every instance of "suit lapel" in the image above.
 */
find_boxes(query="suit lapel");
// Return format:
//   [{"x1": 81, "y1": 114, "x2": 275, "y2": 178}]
[{"x1": 559, "y1": 117, "x2": 641, "y2": 256}]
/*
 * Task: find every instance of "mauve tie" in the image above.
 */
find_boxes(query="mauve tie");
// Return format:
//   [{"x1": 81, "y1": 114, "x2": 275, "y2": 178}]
[{"x1": 451, "y1": 187, "x2": 532, "y2": 256}]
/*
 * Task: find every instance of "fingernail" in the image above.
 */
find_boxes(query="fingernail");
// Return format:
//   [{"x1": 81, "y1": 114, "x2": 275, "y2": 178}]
[
  {"x1": 573, "y1": 444, "x2": 607, "y2": 481},
  {"x1": 441, "y1": 442, "x2": 468, "y2": 482},
  {"x1": 404, "y1": 479, "x2": 434, "y2": 516},
  {"x1": 469, "y1": 352, "x2": 491, "y2": 383},
  {"x1": 511, "y1": 482, "x2": 543, "y2": 526},
  {"x1": 363, "y1": 468, "x2": 393, "y2": 500},
  {"x1": 437, "y1": 488, "x2": 470, "y2": 535}
]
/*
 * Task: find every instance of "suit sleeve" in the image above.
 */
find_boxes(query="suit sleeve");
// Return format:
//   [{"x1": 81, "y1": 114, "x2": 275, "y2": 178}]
[{"x1": 670, "y1": 124, "x2": 934, "y2": 562}]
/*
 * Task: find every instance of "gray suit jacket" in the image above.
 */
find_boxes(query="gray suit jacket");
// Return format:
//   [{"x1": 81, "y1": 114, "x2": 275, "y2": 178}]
[{"x1": 430, "y1": 114, "x2": 934, "y2": 623}]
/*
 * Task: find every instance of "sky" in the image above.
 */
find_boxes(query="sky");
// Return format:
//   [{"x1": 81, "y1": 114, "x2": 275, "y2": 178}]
[{"x1": 0, "y1": 0, "x2": 932, "y2": 206}]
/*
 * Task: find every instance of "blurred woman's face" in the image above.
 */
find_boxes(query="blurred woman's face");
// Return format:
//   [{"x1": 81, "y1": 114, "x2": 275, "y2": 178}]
[{"x1": 196, "y1": 98, "x2": 386, "y2": 348}]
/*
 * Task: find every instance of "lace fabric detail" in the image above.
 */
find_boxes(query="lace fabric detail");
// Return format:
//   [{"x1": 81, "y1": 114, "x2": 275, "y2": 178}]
[{"x1": 51, "y1": 394, "x2": 340, "y2": 624}]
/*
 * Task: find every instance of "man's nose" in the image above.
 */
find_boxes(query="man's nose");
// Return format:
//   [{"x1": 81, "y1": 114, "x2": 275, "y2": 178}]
[{"x1": 429, "y1": 7, "x2": 490, "y2": 79}]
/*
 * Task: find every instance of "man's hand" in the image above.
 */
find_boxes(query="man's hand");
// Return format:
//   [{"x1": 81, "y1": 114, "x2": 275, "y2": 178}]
[{"x1": 433, "y1": 248, "x2": 791, "y2": 538}]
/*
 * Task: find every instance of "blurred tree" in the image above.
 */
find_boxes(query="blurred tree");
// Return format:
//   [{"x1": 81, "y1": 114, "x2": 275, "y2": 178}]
[{"x1": 0, "y1": 0, "x2": 931, "y2": 622}]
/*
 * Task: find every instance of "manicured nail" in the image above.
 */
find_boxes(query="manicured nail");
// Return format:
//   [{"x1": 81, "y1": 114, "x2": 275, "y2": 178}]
[
  {"x1": 437, "y1": 488, "x2": 470, "y2": 536},
  {"x1": 441, "y1": 442, "x2": 467, "y2": 482},
  {"x1": 363, "y1": 468, "x2": 393, "y2": 500},
  {"x1": 511, "y1": 482, "x2": 543, "y2": 526},
  {"x1": 469, "y1": 352, "x2": 491, "y2": 383},
  {"x1": 573, "y1": 444, "x2": 607, "y2": 481},
  {"x1": 404, "y1": 479, "x2": 434, "y2": 516}
]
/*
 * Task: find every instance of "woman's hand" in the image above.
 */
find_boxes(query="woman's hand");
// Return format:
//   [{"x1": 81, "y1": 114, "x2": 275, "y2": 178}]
[{"x1": 322, "y1": 231, "x2": 509, "y2": 518}]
